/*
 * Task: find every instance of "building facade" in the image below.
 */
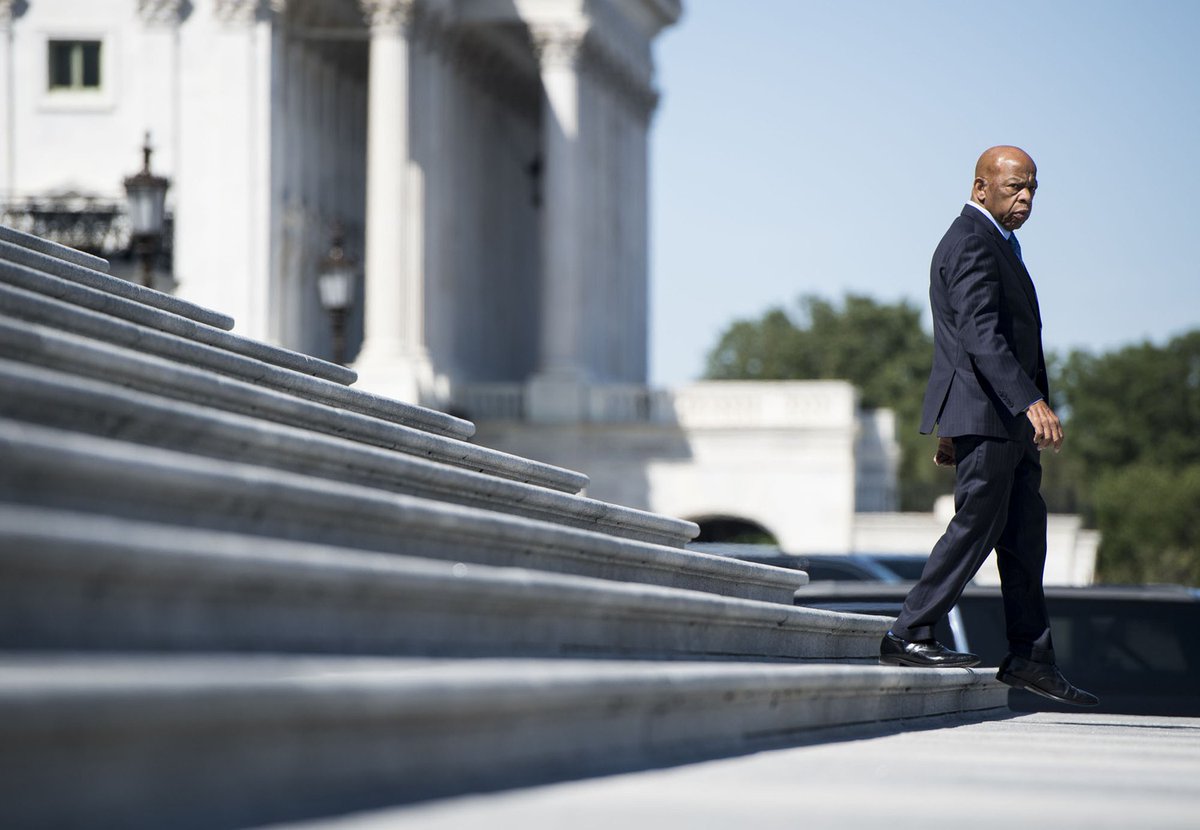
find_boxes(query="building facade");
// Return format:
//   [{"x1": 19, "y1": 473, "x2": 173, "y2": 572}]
[
  {"x1": 2, "y1": 0, "x2": 927, "y2": 557},
  {"x1": 1, "y1": 0, "x2": 671, "y2": 396}
]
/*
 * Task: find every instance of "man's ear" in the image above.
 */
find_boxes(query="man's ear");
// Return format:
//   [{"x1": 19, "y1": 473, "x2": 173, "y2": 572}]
[{"x1": 972, "y1": 177, "x2": 987, "y2": 204}]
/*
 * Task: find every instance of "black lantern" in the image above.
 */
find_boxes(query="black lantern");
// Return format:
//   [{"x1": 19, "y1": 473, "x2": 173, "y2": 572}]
[
  {"x1": 317, "y1": 225, "x2": 355, "y2": 365},
  {"x1": 123, "y1": 133, "x2": 170, "y2": 288}
]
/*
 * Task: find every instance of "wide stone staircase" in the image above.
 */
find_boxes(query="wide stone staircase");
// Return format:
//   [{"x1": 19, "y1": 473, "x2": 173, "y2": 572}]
[{"x1": 0, "y1": 226, "x2": 1006, "y2": 829}]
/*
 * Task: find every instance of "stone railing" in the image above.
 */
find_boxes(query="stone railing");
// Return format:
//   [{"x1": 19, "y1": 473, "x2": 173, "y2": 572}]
[
  {"x1": 453, "y1": 379, "x2": 860, "y2": 428},
  {"x1": 669, "y1": 381, "x2": 857, "y2": 430},
  {"x1": 452, "y1": 383, "x2": 525, "y2": 421},
  {"x1": 587, "y1": 384, "x2": 675, "y2": 423}
]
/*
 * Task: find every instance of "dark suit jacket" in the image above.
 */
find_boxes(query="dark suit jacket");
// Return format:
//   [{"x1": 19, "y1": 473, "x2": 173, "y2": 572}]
[{"x1": 919, "y1": 205, "x2": 1049, "y2": 440}]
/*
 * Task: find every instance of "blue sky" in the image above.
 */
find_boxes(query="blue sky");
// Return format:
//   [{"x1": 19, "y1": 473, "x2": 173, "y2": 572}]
[{"x1": 648, "y1": 0, "x2": 1200, "y2": 385}]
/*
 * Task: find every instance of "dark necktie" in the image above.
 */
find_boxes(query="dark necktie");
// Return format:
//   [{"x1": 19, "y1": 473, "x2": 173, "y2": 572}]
[{"x1": 1008, "y1": 232, "x2": 1022, "y2": 262}]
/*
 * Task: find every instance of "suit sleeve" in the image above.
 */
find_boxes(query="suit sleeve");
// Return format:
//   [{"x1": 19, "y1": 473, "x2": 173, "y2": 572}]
[{"x1": 945, "y1": 233, "x2": 1044, "y2": 417}]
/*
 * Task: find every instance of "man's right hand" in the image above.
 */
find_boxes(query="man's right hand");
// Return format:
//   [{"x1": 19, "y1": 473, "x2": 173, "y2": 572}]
[{"x1": 1025, "y1": 399, "x2": 1064, "y2": 452}]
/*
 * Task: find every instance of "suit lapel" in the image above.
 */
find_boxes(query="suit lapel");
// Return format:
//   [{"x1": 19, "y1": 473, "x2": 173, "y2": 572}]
[{"x1": 961, "y1": 206, "x2": 1042, "y2": 326}]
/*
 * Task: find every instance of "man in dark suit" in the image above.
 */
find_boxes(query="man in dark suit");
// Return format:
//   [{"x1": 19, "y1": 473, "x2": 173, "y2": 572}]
[{"x1": 878, "y1": 146, "x2": 1097, "y2": 707}]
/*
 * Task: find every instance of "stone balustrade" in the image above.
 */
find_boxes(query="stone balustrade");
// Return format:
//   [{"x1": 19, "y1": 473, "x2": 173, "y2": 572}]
[{"x1": 454, "y1": 379, "x2": 859, "y2": 429}]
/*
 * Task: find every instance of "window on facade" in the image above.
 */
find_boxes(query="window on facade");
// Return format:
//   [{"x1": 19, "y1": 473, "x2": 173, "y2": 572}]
[{"x1": 48, "y1": 40, "x2": 102, "y2": 91}]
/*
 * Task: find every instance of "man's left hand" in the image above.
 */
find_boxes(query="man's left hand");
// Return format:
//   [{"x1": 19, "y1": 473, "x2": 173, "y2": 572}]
[
  {"x1": 934, "y1": 437, "x2": 956, "y2": 467},
  {"x1": 1025, "y1": 400, "x2": 1064, "y2": 452}
]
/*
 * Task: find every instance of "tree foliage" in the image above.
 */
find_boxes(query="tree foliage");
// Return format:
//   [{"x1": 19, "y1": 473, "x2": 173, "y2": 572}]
[
  {"x1": 1052, "y1": 331, "x2": 1200, "y2": 585},
  {"x1": 704, "y1": 294, "x2": 952, "y2": 511}
]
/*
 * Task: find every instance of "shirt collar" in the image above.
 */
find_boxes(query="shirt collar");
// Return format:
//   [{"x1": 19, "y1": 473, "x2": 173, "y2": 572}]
[{"x1": 966, "y1": 201, "x2": 1011, "y2": 239}]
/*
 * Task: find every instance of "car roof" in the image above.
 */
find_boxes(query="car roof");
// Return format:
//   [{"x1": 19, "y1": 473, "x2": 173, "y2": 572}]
[{"x1": 793, "y1": 581, "x2": 1200, "y2": 602}]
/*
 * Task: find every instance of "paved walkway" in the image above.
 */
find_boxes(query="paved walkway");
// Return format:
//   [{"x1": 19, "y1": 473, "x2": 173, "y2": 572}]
[{"x1": 276, "y1": 712, "x2": 1200, "y2": 829}]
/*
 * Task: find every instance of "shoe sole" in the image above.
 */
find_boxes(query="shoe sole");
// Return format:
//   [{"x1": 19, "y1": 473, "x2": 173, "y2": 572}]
[
  {"x1": 879, "y1": 655, "x2": 981, "y2": 669},
  {"x1": 996, "y1": 673, "x2": 1099, "y2": 706}
]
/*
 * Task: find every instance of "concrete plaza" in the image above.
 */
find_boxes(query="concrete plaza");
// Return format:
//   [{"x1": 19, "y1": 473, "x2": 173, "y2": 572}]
[{"x1": 281, "y1": 711, "x2": 1200, "y2": 830}]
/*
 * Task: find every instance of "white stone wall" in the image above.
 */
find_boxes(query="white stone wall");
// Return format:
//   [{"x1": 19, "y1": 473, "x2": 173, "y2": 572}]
[
  {"x1": 852, "y1": 496, "x2": 1099, "y2": 586},
  {"x1": 471, "y1": 380, "x2": 870, "y2": 555},
  {"x1": 1, "y1": 0, "x2": 152, "y2": 199}
]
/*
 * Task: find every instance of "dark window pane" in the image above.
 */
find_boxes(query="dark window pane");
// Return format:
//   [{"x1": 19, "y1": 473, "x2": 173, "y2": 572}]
[
  {"x1": 81, "y1": 42, "x2": 101, "y2": 88},
  {"x1": 48, "y1": 41, "x2": 73, "y2": 89}
]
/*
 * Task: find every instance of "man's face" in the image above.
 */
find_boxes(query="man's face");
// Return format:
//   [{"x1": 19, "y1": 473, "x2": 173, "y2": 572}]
[{"x1": 974, "y1": 157, "x2": 1038, "y2": 230}]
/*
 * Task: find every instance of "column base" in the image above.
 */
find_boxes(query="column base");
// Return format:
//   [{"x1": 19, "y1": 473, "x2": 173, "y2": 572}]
[{"x1": 352, "y1": 345, "x2": 439, "y2": 407}]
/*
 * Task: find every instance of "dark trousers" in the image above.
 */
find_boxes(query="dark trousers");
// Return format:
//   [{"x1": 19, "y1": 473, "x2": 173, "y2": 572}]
[{"x1": 891, "y1": 429, "x2": 1055, "y2": 663}]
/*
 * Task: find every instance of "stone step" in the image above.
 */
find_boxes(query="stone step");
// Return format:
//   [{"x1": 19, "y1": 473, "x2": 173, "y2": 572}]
[
  {"x1": 0, "y1": 507, "x2": 879, "y2": 661},
  {"x1": 0, "y1": 255, "x2": 354, "y2": 383},
  {"x1": 0, "y1": 359, "x2": 690, "y2": 546},
  {"x1": 0, "y1": 282, "x2": 475, "y2": 442},
  {"x1": 0, "y1": 420, "x2": 797, "y2": 603},
  {"x1": 0, "y1": 236, "x2": 234, "y2": 330},
  {"x1": 0, "y1": 223, "x2": 110, "y2": 273},
  {"x1": 0, "y1": 654, "x2": 1007, "y2": 829},
  {"x1": 0, "y1": 316, "x2": 584, "y2": 493}
]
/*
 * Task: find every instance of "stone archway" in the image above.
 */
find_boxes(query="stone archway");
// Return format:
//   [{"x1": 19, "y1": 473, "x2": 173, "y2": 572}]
[{"x1": 689, "y1": 515, "x2": 778, "y2": 545}]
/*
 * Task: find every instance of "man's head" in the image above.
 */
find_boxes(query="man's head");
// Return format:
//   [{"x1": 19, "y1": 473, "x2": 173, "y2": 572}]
[{"x1": 972, "y1": 145, "x2": 1037, "y2": 230}]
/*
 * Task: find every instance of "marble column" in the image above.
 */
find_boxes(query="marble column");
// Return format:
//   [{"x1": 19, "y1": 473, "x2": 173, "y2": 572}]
[
  {"x1": 354, "y1": 0, "x2": 433, "y2": 404},
  {"x1": 527, "y1": 23, "x2": 590, "y2": 423},
  {"x1": 418, "y1": 18, "x2": 453, "y2": 389},
  {"x1": 136, "y1": 1, "x2": 185, "y2": 178},
  {"x1": 630, "y1": 94, "x2": 652, "y2": 383},
  {"x1": 0, "y1": 1, "x2": 14, "y2": 198},
  {"x1": 175, "y1": 0, "x2": 274, "y2": 338}
]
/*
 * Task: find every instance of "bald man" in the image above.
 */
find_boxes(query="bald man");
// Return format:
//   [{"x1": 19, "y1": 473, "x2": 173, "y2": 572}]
[{"x1": 878, "y1": 146, "x2": 1098, "y2": 707}]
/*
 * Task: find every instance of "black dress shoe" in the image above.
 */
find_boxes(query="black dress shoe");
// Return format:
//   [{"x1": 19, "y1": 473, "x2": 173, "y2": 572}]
[
  {"x1": 996, "y1": 655, "x2": 1099, "y2": 707},
  {"x1": 879, "y1": 631, "x2": 980, "y2": 668}
]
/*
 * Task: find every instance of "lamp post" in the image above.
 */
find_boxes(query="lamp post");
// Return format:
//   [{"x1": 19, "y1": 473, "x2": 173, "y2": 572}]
[
  {"x1": 123, "y1": 133, "x2": 170, "y2": 288},
  {"x1": 317, "y1": 225, "x2": 356, "y2": 365}
]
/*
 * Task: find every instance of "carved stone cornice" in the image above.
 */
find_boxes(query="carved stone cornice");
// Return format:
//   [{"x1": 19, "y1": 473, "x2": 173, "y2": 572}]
[
  {"x1": 582, "y1": 27, "x2": 660, "y2": 122},
  {"x1": 137, "y1": 0, "x2": 186, "y2": 27},
  {"x1": 448, "y1": 27, "x2": 538, "y2": 122},
  {"x1": 530, "y1": 22, "x2": 589, "y2": 71},
  {"x1": 360, "y1": 0, "x2": 417, "y2": 34},
  {"x1": 411, "y1": 5, "x2": 452, "y2": 52},
  {"x1": 0, "y1": 0, "x2": 17, "y2": 31},
  {"x1": 213, "y1": 0, "x2": 288, "y2": 25},
  {"x1": 628, "y1": 84, "x2": 660, "y2": 124}
]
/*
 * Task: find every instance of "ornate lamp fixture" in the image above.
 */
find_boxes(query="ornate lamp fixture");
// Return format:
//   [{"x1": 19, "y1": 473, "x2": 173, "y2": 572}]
[
  {"x1": 123, "y1": 133, "x2": 170, "y2": 287},
  {"x1": 317, "y1": 225, "x2": 356, "y2": 365}
]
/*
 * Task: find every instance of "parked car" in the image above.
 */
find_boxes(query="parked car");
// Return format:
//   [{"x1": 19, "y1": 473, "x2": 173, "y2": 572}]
[
  {"x1": 689, "y1": 543, "x2": 926, "y2": 583},
  {"x1": 792, "y1": 582, "x2": 1200, "y2": 717}
]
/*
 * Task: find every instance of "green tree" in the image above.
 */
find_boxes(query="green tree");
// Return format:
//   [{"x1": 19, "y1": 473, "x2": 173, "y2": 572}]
[
  {"x1": 705, "y1": 294, "x2": 953, "y2": 510},
  {"x1": 1089, "y1": 465, "x2": 1200, "y2": 585},
  {"x1": 1052, "y1": 331, "x2": 1200, "y2": 584}
]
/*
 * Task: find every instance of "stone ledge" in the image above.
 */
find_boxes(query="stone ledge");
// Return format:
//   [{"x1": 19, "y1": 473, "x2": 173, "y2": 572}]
[
  {"x1": 0, "y1": 359, "x2": 692, "y2": 546},
  {"x1": 0, "y1": 237, "x2": 234, "y2": 330},
  {"x1": 0, "y1": 506, "x2": 874, "y2": 659},
  {"x1": 0, "y1": 654, "x2": 1007, "y2": 829},
  {"x1": 0, "y1": 421, "x2": 801, "y2": 603},
  {"x1": 0, "y1": 318, "x2": 584, "y2": 494},
  {"x1": 0, "y1": 284, "x2": 475, "y2": 442},
  {"x1": 0, "y1": 224, "x2": 110, "y2": 273},
  {"x1": 0, "y1": 259, "x2": 354, "y2": 384}
]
